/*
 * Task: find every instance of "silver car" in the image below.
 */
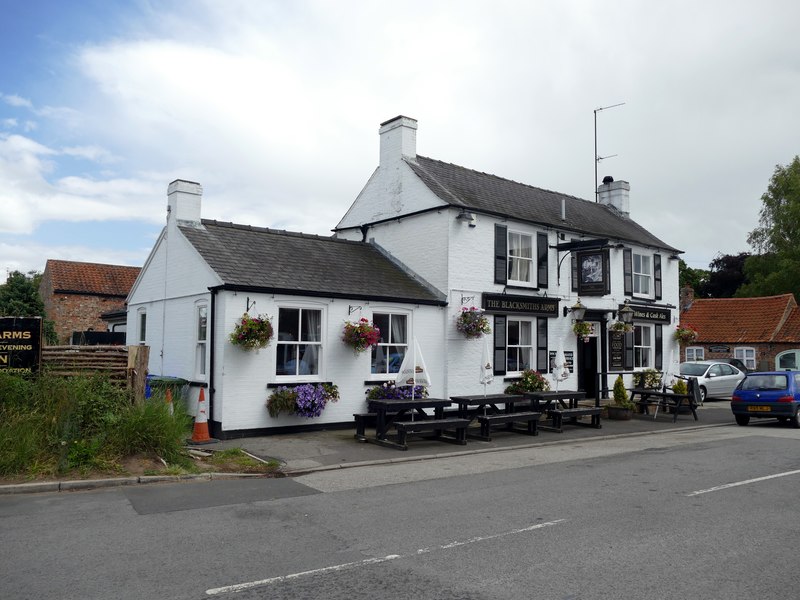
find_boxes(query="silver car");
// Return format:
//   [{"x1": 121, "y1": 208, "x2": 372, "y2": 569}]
[{"x1": 679, "y1": 360, "x2": 746, "y2": 403}]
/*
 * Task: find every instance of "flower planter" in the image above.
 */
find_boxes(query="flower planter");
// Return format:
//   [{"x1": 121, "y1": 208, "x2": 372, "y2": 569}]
[{"x1": 606, "y1": 405, "x2": 633, "y2": 420}]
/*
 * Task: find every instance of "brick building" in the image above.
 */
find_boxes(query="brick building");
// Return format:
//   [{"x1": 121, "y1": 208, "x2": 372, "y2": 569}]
[
  {"x1": 39, "y1": 259, "x2": 141, "y2": 344},
  {"x1": 679, "y1": 286, "x2": 800, "y2": 370}
]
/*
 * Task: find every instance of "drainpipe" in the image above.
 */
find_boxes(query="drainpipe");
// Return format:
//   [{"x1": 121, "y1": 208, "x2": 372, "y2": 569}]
[{"x1": 208, "y1": 287, "x2": 218, "y2": 437}]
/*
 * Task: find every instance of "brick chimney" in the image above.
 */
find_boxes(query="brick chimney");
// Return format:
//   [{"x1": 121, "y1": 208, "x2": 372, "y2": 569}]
[
  {"x1": 597, "y1": 175, "x2": 630, "y2": 216},
  {"x1": 379, "y1": 115, "x2": 417, "y2": 167},
  {"x1": 167, "y1": 179, "x2": 202, "y2": 226}
]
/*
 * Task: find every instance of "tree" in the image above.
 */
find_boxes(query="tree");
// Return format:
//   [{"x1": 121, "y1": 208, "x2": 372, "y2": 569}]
[
  {"x1": 0, "y1": 270, "x2": 58, "y2": 344},
  {"x1": 742, "y1": 156, "x2": 800, "y2": 298},
  {"x1": 678, "y1": 259, "x2": 708, "y2": 294},
  {"x1": 697, "y1": 252, "x2": 749, "y2": 298}
]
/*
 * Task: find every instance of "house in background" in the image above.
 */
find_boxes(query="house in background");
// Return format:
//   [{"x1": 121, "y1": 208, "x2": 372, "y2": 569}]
[
  {"x1": 39, "y1": 259, "x2": 140, "y2": 344},
  {"x1": 130, "y1": 116, "x2": 683, "y2": 437},
  {"x1": 679, "y1": 287, "x2": 800, "y2": 370}
]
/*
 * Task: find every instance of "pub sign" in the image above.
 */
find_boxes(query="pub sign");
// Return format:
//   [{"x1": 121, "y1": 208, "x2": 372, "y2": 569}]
[
  {"x1": 482, "y1": 293, "x2": 559, "y2": 317},
  {"x1": 0, "y1": 317, "x2": 43, "y2": 374}
]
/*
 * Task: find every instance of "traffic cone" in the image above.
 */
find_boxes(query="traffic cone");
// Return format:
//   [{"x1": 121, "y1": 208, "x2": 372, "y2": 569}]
[
  {"x1": 165, "y1": 388, "x2": 174, "y2": 415},
  {"x1": 187, "y1": 388, "x2": 217, "y2": 445}
]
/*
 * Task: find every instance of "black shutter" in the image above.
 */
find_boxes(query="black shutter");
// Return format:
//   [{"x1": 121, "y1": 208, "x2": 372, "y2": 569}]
[
  {"x1": 654, "y1": 254, "x2": 662, "y2": 300},
  {"x1": 536, "y1": 318, "x2": 548, "y2": 371},
  {"x1": 494, "y1": 225, "x2": 508, "y2": 284},
  {"x1": 571, "y1": 255, "x2": 578, "y2": 292},
  {"x1": 654, "y1": 324, "x2": 663, "y2": 371},
  {"x1": 603, "y1": 249, "x2": 611, "y2": 295},
  {"x1": 624, "y1": 331, "x2": 634, "y2": 371},
  {"x1": 537, "y1": 232, "x2": 548, "y2": 288},
  {"x1": 623, "y1": 248, "x2": 633, "y2": 295},
  {"x1": 493, "y1": 315, "x2": 507, "y2": 375}
]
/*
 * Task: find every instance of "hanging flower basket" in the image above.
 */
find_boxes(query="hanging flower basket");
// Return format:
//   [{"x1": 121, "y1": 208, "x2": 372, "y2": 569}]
[
  {"x1": 674, "y1": 324, "x2": 698, "y2": 344},
  {"x1": 229, "y1": 313, "x2": 273, "y2": 350},
  {"x1": 266, "y1": 383, "x2": 339, "y2": 418},
  {"x1": 342, "y1": 318, "x2": 381, "y2": 353},
  {"x1": 572, "y1": 321, "x2": 593, "y2": 342},
  {"x1": 609, "y1": 320, "x2": 634, "y2": 334},
  {"x1": 456, "y1": 306, "x2": 491, "y2": 339}
]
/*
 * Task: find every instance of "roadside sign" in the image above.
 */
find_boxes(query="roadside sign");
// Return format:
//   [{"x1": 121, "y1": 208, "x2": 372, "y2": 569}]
[{"x1": 0, "y1": 317, "x2": 43, "y2": 374}]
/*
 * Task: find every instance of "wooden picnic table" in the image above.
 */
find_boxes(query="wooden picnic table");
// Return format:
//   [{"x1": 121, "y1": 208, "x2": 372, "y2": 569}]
[
  {"x1": 523, "y1": 390, "x2": 601, "y2": 432},
  {"x1": 361, "y1": 398, "x2": 468, "y2": 450},
  {"x1": 449, "y1": 394, "x2": 540, "y2": 440},
  {"x1": 629, "y1": 388, "x2": 698, "y2": 422}
]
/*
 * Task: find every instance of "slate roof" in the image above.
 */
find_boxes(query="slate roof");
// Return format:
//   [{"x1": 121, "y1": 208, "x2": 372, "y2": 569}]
[
  {"x1": 179, "y1": 220, "x2": 445, "y2": 305},
  {"x1": 44, "y1": 259, "x2": 141, "y2": 297},
  {"x1": 681, "y1": 294, "x2": 800, "y2": 343},
  {"x1": 404, "y1": 155, "x2": 680, "y2": 253}
]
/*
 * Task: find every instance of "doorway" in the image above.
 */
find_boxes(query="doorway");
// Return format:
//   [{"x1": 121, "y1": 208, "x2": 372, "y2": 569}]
[{"x1": 577, "y1": 333, "x2": 599, "y2": 399}]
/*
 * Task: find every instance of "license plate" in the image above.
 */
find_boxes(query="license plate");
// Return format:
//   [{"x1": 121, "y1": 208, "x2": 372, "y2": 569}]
[{"x1": 748, "y1": 406, "x2": 771, "y2": 412}]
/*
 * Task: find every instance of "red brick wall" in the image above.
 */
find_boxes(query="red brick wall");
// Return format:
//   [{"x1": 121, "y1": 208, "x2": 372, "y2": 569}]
[
  {"x1": 44, "y1": 292, "x2": 126, "y2": 344},
  {"x1": 680, "y1": 342, "x2": 798, "y2": 371}
]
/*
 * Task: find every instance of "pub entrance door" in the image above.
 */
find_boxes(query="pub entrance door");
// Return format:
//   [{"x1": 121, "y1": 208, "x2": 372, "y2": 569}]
[{"x1": 577, "y1": 331, "x2": 599, "y2": 399}]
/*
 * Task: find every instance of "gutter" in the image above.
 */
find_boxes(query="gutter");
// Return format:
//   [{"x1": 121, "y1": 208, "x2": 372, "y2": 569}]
[{"x1": 209, "y1": 287, "x2": 218, "y2": 437}]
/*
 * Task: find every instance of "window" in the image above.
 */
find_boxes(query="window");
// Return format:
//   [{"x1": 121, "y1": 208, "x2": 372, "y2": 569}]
[
  {"x1": 371, "y1": 313, "x2": 408, "y2": 375},
  {"x1": 634, "y1": 324, "x2": 652, "y2": 368},
  {"x1": 276, "y1": 307, "x2": 322, "y2": 376},
  {"x1": 507, "y1": 317, "x2": 534, "y2": 373},
  {"x1": 138, "y1": 310, "x2": 147, "y2": 345},
  {"x1": 507, "y1": 231, "x2": 533, "y2": 285},
  {"x1": 735, "y1": 347, "x2": 756, "y2": 370},
  {"x1": 777, "y1": 350, "x2": 799, "y2": 370},
  {"x1": 195, "y1": 304, "x2": 208, "y2": 378},
  {"x1": 633, "y1": 253, "x2": 651, "y2": 295},
  {"x1": 685, "y1": 346, "x2": 704, "y2": 361}
]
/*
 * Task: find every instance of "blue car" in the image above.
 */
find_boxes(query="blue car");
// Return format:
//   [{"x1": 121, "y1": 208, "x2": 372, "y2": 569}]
[{"x1": 730, "y1": 371, "x2": 800, "y2": 427}]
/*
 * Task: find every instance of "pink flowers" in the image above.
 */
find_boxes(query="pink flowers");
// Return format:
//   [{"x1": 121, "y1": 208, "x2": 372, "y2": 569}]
[
  {"x1": 342, "y1": 318, "x2": 381, "y2": 353},
  {"x1": 456, "y1": 306, "x2": 491, "y2": 339}
]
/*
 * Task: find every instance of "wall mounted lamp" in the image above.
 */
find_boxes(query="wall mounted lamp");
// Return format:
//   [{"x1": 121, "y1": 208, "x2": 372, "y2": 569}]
[
  {"x1": 617, "y1": 299, "x2": 634, "y2": 324},
  {"x1": 456, "y1": 209, "x2": 477, "y2": 227},
  {"x1": 563, "y1": 298, "x2": 587, "y2": 321}
]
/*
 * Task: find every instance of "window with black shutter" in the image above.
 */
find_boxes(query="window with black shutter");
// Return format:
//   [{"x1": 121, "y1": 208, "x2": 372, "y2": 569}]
[
  {"x1": 536, "y1": 318, "x2": 548, "y2": 370},
  {"x1": 654, "y1": 324, "x2": 663, "y2": 370},
  {"x1": 537, "y1": 232, "x2": 548, "y2": 289},
  {"x1": 624, "y1": 331, "x2": 634, "y2": 371},
  {"x1": 494, "y1": 225, "x2": 508, "y2": 285},
  {"x1": 623, "y1": 248, "x2": 633, "y2": 296},
  {"x1": 654, "y1": 254, "x2": 662, "y2": 300},
  {"x1": 493, "y1": 315, "x2": 507, "y2": 375}
]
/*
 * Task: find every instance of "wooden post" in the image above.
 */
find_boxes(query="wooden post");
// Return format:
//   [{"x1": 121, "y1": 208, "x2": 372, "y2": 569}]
[{"x1": 127, "y1": 345, "x2": 149, "y2": 404}]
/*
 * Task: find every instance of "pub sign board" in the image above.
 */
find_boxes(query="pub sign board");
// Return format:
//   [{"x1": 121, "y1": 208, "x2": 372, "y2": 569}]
[
  {"x1": 482, "y1": 293, "x2": 559, "y2": 317},
  {"x1": 0, "y1": 317, "x2": 43, "y2": 374},
  {"x1": 624, "y1": 305, "x2": 671, "y2": 323}
]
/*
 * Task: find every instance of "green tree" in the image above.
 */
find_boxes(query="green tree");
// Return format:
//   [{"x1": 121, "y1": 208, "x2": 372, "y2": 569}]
[
  {"x1": 698, "y1": 252, "x2": 749, "y2": 298},
  {"x1": 742, "y1": 156, "x2": 800, "y2": 298},
  {"x1": 678, "y1": 259, "x2": 708, "y2": 294},
  {"x1": 0, "y1": 270, "x2": 58, "y2": 344}
]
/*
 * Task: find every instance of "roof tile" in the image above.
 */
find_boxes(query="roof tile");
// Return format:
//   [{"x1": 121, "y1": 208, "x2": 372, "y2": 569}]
[
  {"x1": 680, "y1": 294, "x2": 798, "y2": 343},
  {"x1": 44, "y1": 259, "x2": 140, "y2": 297}
]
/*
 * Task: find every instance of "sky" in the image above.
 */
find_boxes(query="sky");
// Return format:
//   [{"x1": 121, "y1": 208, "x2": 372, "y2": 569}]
[{"x1": 2, "y1": 0, "x2": 799, "y2": 283}]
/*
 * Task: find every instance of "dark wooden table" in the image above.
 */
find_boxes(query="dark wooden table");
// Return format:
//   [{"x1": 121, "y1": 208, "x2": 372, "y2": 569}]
[
  {"x1": 629, "y1": 388, "x2": 697, "y2": 422},
  {"x1": 365, "y1": 398, "x2": 454, "y2": 450},
  {"x1": 449, "y1": 394, "x2": 528, "y2": 440},
  {"x1": 523, "y1": 390, "x2": 600, "y2": 432}
]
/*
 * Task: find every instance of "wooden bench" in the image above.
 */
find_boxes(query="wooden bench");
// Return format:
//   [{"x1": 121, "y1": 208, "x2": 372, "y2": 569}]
[
  {"x1": 476, "y1": 411, "x2": 541, "y2": 440},
  {"x1": 353, "y1": 412, "x2": 399, "y2": 440},
  {"x1": 546, "y1": 407, "x2": 602, "y2": 432},
  {"x1": 394, "y1": 418, "x2": 470, "y2": 447}
]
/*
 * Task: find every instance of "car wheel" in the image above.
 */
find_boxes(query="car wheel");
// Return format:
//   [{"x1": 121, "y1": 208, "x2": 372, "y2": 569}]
[
  {"x1": 792, "y1": 410, "x2": 800, "y2": 429},
  {"x1": 735, "y1": 414, "x2": 750, "y2": 426},
  {"x1": 699, "y1": 386, "x2": 707, "y2": 405}
]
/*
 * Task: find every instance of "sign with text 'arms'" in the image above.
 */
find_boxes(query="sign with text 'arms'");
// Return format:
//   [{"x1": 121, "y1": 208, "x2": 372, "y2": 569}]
[{"x1": 0, "y1": 317, "x2": 42, "y2": 374}]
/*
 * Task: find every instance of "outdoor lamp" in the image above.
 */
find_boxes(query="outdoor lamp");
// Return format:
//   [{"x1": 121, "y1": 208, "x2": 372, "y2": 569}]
[
  {"x1": 618, "y1": 299, "x2": 634, "y2": 324},
  {"x1": 563, "y1": 298, "x2": 586, "y2": 321}
]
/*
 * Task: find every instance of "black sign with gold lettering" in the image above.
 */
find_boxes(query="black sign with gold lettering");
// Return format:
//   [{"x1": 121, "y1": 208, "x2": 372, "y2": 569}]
[
  {"x1": 609, "y1": 330, "x2": 625, "y2": 371},
  {"x1": 482, "y1": 293, "x2": 559, "y2": 317},
  {"x1": 626, "y1": 305, "x2": 670, "y2": 323},
  {"x1": 0, "y1": 317, "x2": 42, "y2": 374}
]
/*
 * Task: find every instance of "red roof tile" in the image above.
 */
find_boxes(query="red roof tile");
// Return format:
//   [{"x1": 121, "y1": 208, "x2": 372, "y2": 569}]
[
  {"x1": 44, "y1": 259, "x2": 140, "y2": 297},
  {"x1": 680, "y1": 294, "x2": 797, "y2": 343}
]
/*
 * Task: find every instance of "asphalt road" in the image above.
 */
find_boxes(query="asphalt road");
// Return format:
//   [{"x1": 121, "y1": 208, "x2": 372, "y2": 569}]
[{"x1": 1, "y1": 423, "x2": 798, "y2": 600}]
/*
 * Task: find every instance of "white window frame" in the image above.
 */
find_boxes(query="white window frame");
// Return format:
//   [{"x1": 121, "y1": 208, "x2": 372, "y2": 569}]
[
  {"x1": 776, "y1": 349, "x2": 800, "y2": 370},
  {"x1": 507, "y1": 316, "x2": 535, "y2": 374},
  {"x1": 685, "y1": 346, "x2": 704, "y2": 362},
  {"x1": 507, "y1": 230, "x2": 535, "y2": 286},
  {"x1": 735, "y1": 347, "x2": 756, "y2": 370},
  {"x1": 633, "y1": 253, "x2": 651, "y2": 296},
  {"x1": 276, "y1": 305, "x2": 324, "y2": 380},
  {"x1": 195, "y1": 302, "x2": 208, "y2": 380},
  {"x1": 634, "y1": 324, "x2": 653, "y2": 368},
  {"x1": 137, "y1": 309, "x2": 147, "y2": 345},
  {"x1": 370, "y1": 311, "x2": 409, "y2": 378}
]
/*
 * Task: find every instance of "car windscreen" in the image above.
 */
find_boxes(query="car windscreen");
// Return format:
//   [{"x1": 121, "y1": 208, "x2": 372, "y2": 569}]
[
  {"x1": 680, "y1": 363, "x2": 708, "y2": 376},
  {"x1": 740, "y1": 374, "x2": 788, "y2": 391}
]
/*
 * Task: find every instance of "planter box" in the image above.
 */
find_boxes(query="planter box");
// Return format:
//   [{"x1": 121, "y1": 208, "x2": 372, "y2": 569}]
[{"x1": 606, "y1": 405, "x2": 633, "y2": 420}]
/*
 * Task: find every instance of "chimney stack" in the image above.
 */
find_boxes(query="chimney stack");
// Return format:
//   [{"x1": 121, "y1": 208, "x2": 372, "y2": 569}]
[
  {"x1": 167, "y1": 179, "x2": 202, "y2": 225},
  {"x1": 379, "y1": 115, "x2": 417, "y2": 167},
  {"x1": 597, "y1": 175, "x2": 630, "y2": 216}
]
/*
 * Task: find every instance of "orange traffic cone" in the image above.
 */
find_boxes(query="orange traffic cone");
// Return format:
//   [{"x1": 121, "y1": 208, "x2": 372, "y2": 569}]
[
  {"x1": 187, "y1": 388, "x2": 217, "y2": 445},
  {"x1": 165, "y1": 388, "x2": 174, "y2": 415}
]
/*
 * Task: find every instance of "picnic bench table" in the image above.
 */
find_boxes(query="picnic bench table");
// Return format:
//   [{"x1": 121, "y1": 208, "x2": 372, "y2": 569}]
[
  {"x1": 449, "y1": 394, "x2": 542, "y2": 441},
  {"x1": 523, "y1": 390, "x2": 601, "y2": 433},
  {"x1": 356, "y1": 398, "x2": 468, "y2": 450},
  {"x1": 629, "y1": 388, "x2": 698, "y2": 422}
]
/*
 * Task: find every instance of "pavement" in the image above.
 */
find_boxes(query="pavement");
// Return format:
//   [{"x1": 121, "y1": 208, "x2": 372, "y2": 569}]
[{"x1": 0, "y1": 402, "x2": 737, "y2": 495}]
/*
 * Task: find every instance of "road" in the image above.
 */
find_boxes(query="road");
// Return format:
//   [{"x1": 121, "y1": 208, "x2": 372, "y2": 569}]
[{"x1": 1, "y1": 422, "x2": 798, "y2": 600}]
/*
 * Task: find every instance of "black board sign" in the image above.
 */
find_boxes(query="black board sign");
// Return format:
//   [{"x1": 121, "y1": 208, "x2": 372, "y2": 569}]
[
  {"x1": 483, "y1": 293, "x2": 559, "y2": 317},
  {"x1": 0, "y1": 317, "x2": 42, "y2": 374},
  {"x1": 609, "y1": 330, "x2": 625, "y2": 371}
]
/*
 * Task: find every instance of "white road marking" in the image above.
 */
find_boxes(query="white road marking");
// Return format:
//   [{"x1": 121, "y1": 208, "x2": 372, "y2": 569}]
[
  {"x1": 686, "y1": 468, "x2": 800, "y2": 496},
  {"x1": 205, "y1": 519, "x2": 566, "y2": 595}
]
